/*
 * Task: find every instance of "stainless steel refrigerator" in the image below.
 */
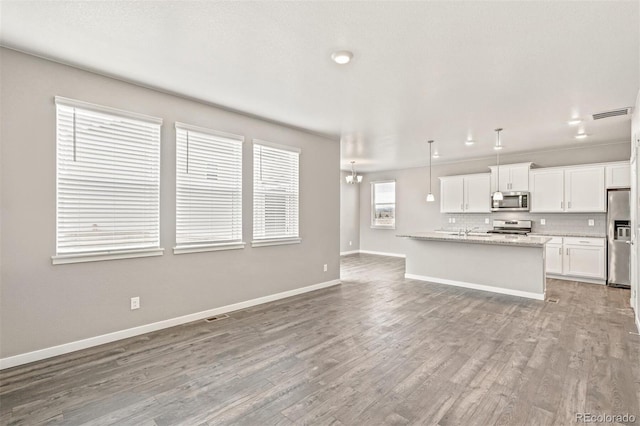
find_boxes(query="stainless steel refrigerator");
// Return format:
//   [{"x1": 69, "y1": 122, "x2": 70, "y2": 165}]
[{"x1": 607, "y1": 189, "x2": 631, "y2": 288}]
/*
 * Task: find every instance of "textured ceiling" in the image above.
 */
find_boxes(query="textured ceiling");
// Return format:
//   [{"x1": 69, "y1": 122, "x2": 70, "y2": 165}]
[{"x1": 1, "y1": 1, "x2": 639, "y2": 172}]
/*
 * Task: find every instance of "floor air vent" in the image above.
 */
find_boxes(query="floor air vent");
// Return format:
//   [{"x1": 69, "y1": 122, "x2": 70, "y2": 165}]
[
  {"x1": 591, "y1": 107, "x2": 632, "y2": 120},
  {"x1": 205, "y1": 314, "x2": 229, "y2": 322},
  {"x1": 546, "y1": 297, "x2": 559, "y2": 304}
]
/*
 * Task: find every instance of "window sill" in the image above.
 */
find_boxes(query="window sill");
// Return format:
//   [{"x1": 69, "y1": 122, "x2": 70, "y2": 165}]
[
  {"x1": 52, "y1": 248, "x2": 164, "y2": 265},
  {"x1": 173, "y1": 242, "x2": 246, "y2": 255},
  {"x1": 251, "y1": 238, "x2": 302, "y2": 248}
]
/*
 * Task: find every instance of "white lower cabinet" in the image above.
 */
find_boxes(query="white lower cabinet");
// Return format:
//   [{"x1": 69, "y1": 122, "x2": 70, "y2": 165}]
[
  {"x1": 545, "y1": 243, "x2": 563, "y2": 275},
  {"x1": 544, "y1": 236, "x2": 606, "y2": 282}
]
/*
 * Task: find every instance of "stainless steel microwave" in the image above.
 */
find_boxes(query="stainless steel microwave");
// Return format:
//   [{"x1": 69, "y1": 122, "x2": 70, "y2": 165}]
[{"x1": 491, "y1": 192, "x2": 530, "y2": 212}]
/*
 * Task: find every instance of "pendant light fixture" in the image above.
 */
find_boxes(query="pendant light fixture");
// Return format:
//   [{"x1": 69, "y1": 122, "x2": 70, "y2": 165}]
[
  {"x1": 493, "y1": 128, "x2": 504, "y2": 201},
  {"x1": 426, "y1": 140, "x2": 435, "y2": 202},
  {"x1": 345, "y1": 161, "x2": 363, "y2": 184}
]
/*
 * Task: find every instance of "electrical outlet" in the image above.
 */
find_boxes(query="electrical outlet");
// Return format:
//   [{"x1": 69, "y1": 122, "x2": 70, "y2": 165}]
[
  {"x1": 484, "y1": 218, "x2": 490, "y2": 224},
  {"x1": 448, "y1": 218, "x2": 452, "y2": 223},
  {"x1": 323, "y1": 264, "x2": 328, "y2": 272},
  {"x1": 130, "y1": 297, "x2": 140, "y2": 310},
  {"x1": 540, "y1": 219, "x2": 546, "y2": 225},
  {"x1": 588, "y1": 219, "x2": 595, "y2": 227},
  {"x1": 349, "y1": 240, "x2": 352, "y2": 246},
  {"x1": 451, "y1": 218, "x2": 456, "y2": 224}
]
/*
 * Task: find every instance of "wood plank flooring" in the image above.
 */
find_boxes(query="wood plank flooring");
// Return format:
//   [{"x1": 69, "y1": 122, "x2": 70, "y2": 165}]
[{"x1": 1, "y1": 253, "x2": 639, "y2": 425}]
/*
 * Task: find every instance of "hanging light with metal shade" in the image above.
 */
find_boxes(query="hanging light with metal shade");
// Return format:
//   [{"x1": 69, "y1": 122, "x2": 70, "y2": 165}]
[
  {"x1": 492, "y1": 128, "x2": 504, "y2": 201},
  {"x1": 426, "y1": 140, "x2": 435, "y2": 202},
  {"x1": 345, "y1": 161, "x2": 363, "y2": 184}
]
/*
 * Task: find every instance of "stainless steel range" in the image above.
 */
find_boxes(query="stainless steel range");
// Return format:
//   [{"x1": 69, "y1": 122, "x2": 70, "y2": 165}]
[{"x1": 487, "y1": 219, "x2": 532, "y2": 235}]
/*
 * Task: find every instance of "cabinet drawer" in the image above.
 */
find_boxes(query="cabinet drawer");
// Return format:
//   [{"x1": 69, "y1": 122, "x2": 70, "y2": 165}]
[
  {"x1": 546, "y1": 237, "x2": 563, "y2": 245},
  {"x1": 563, "y1": 237, "x2": 605, "y2": 247}
]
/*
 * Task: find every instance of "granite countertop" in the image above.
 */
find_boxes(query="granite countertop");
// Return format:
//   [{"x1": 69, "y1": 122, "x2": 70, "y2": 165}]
[
  {"x1": 397, "y1": 231, "x2": 552, "y2": 247},
  {"x1": 528, "y1": 232, "x2": 606, "y2": 239}
]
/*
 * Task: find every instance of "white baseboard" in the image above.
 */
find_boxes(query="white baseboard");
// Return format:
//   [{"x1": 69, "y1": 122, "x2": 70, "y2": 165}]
[
  {"x1": 0, "y1": 279, "x2": 341, "y2": 370},
  {"x1": 359, "y1": 250, "x2": 406, "y2": 258},
  {"x1": 340, "y1": 250, "x2": 359, "y2": 256},
  {"x1": 405, "y1": 273, "x2": 545, "y2": 301},
  {"x1": 546, "y1": 274, "x2": 606, "y2": 285}
]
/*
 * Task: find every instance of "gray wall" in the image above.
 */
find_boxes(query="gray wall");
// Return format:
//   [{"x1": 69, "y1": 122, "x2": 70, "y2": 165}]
[
  {"x1": 360, "y1": 142, "x2": 631, "y2": 255},
  {"x1": 340, "y1": 171, "x2": 360, "y2": 253},
  {"x1": 0, "y1": 48, "x2": 340, "y2": 358}
]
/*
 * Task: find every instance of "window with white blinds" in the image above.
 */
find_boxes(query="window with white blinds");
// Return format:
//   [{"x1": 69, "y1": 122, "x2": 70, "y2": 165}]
[
  {"x1": 252, "y1": 141, "x2": 301, "y2": 246},
  {"x1": 54, "y1": 97, "x2": 162, "y2": 264},
  {"x1": 175, "y1": 123, "x2": 244, "y2": 253}
]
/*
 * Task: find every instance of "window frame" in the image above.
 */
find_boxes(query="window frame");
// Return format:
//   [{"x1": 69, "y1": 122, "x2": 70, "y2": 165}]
[
  {"x1": 251, "y1": 139, "x2": 301, "y2": 248},
  {"x1": 371, "y1": 180, "x2": 396, "y2": 230},
  {"x1": 173, "y1": 122, "x2": 245, "y2": 254},
  {"x1": 51, "y1": 97, "x2": 164, "y2": 265}
]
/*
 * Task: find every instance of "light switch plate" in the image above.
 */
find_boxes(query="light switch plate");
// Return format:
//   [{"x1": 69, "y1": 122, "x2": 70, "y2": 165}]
[
  {"x1": 588, "y1": 219, "x2": 595, "y2": 226},
  {"x1": 451, "y1": 218, "x2": 456, "y2": 224},
  {"x1": 485, "y1": 218, "x2": 490, "y2": 224},
  {"x1": 540, "y1": 219, "x2": 546, "y2": 225}
]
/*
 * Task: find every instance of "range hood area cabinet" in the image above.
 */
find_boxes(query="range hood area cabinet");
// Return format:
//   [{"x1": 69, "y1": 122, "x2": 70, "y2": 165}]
[
  {"x1": 489, "y1": 162, "x2": 533, "y2": 192},
  {"x1": 530, "y1": 165, "x2": 606, "y2": 213},
  {"x1": 440, "y1": 173, "x2": 491, "y2": 213}
]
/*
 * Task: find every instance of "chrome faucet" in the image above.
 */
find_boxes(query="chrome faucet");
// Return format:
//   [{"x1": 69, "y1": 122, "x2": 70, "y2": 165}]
[{"x1": 464, "y1": 226, "x2": 479, "y2": 236}]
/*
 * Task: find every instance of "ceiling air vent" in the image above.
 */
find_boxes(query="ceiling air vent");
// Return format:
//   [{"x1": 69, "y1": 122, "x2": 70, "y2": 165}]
[{"x1": 591, "y1": 107, "x2": 632, "y2": 121}]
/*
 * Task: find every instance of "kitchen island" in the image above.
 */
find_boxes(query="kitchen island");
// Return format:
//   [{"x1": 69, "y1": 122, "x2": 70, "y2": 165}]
[{"x1": 397, "y1": 232, "x2": 552, "y2": 300}]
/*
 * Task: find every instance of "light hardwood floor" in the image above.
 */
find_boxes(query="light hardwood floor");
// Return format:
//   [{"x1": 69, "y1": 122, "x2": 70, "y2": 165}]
[{"x1": 1, "y1": 253, "x2": 639, "y2": 425}]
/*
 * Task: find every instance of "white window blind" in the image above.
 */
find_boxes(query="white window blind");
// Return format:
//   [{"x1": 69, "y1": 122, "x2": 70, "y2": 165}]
[
  {"x1": 253, "y1": 141, "x2": 300, "y2": 244},
  {"x1": 175, "y1": 123, "x2": 244, "y2": 250},
  {"x1": 55, "y1": 97, "x2": 162, "y2": 259}
]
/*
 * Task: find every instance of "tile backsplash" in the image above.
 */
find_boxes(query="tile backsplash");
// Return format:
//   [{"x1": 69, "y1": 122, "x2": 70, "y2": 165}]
[{"x1": 439, "y1": 212, "x2": 606, "y2": 236}]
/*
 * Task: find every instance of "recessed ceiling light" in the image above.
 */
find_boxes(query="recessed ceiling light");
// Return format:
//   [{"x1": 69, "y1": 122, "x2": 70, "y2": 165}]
[
  {"x1": 465, "y1": 139, "x2": 475, "y2": 146},
  {"x1": 331, "y1": 50, "x2": 353, "y2": 65},
  {"x1": 493, "y1": 145, "x2": 503, "y2": 150},
  {"x1": 568, "y1": 119, "x2": 582, "y2": 125},
  {"x1": 575, "y1": 133, "x2": 588, "y2": 139},
  {"x1": 432, "y1": 152, "x2": 440, "y2": 159}
]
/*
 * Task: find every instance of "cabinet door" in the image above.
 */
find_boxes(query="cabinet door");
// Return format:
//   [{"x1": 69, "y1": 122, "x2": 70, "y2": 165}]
[
  {"x1": 489, "y1": 167, "x2": 510, "y2": 192},
  {"x1": 440, "y1": 177, "x2": 464, "y2": 213},
  {"x1": 565, "y1": 166, "x2": 606, "y2": 212},
  {"x1": 464, "y1": 174, "x2": 491, "y2": 212},
  {"x1": 563, "y1": 245, "x2": 606, "y2": 279},
  {"x1": 530, "y1": 169, "x2": 564, "y2": 212},
  {"x1": 606, "y1": 163, "x2": 631, "y2": 188},
  {"x1": 509, "y1": 165, "x2": 530, "y2": 192},
  {"x1": 545, "y1": 244, "x2": 563, "y2": 275}
]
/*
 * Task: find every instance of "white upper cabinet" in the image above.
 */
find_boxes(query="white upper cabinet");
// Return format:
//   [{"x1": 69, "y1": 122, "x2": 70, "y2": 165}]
[
  {"x1": 440, "y1": 174, "x2": 490, "y2": 213},
  {"x1": 530, "y1": 169, "x2": 565, "y2": 212},
  {"x1": 530, "y1": 165, "x2": 606, "y2": 213},
  {"x1": 464, "y1": 174, "x2": 491, "y2": 212},
  {"x1": 440, "y1": 176, "x2": 464, "y2": 213},
  {"x1": 605, "y1": 161, "x2": 631, "y2": 188},
  {"x1": 489, "y1": 162, "x2": 532, "y2": 192},
  {"x1": 564, "y1": 166, "x2": 606, "y2": 212}
]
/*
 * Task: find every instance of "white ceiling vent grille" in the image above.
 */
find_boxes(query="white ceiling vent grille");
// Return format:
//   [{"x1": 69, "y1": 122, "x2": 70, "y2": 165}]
[{"x1": 591, "y1": 107, "x2": 632, "y2": 120}]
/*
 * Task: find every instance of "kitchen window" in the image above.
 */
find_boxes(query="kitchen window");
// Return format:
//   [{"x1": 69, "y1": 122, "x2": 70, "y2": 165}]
[
  {"x1": 371, "y1": 180, "x2": 396, "y2": 229},
  {"x1": 252, "y1": 140, "x2": 301, "y2": 247},
  {"x1": 52, "y1": 97, "x2": 163, "y2": 264},
  {"x1": 174, "y1": 123, "x2": 245, "y2": 254}
]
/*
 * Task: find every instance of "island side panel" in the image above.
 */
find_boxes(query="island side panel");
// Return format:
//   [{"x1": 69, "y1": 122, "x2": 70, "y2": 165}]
[{"x1": 404, "y1": 239, "x2": 546, "y2": 300}]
